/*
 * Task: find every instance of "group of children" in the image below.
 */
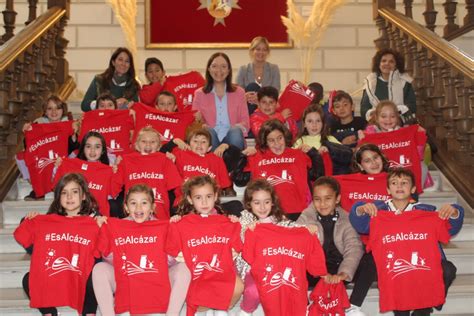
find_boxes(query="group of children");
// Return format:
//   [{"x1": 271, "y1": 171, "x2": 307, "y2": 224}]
[{"x1": 13, "y1": 67, "x2": 465, "y2": 316}]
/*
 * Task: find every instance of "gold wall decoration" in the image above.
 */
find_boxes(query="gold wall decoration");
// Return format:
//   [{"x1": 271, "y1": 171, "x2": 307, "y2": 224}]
[{"x1": 197, "y1": 0, "x2": 241, "y2": 26}]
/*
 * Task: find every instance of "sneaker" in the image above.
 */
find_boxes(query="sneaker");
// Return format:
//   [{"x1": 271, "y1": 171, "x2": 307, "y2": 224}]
[
  {"x1": 24, "y1": 191, "x2": 45, "y2": 201},
  {"x1": 345, "y1": 304, "x2": 367, "y2": 316}
]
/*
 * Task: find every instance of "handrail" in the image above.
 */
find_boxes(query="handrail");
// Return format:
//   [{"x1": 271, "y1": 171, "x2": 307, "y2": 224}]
[
  {"x1": 374, "y1": 4, "x2": 474, "y2": 208},
  {"x1": 379, "y1": 8, "x2": 474, "y2": 79},
  {"x1": 0, "y1": 2, "x2": 73, "y2": 202},
  {"x1": 0, "y1": 7, "x2": 65, "y2": 72}
]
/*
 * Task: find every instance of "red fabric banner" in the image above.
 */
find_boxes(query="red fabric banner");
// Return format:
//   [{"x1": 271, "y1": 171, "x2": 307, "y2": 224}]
[{"x1": 147, "y1": 0, "x2": 289, "y2": 47}]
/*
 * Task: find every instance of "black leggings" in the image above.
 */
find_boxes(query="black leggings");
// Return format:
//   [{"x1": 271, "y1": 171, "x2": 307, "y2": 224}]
[{"x1": 22, "y1": 272, "x2": 97, "y2": 315}]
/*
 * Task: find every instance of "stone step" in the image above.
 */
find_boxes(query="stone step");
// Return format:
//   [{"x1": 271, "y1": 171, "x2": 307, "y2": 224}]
[{"x1": 0, "y1": 274, "x2": 473, "y2": 315}]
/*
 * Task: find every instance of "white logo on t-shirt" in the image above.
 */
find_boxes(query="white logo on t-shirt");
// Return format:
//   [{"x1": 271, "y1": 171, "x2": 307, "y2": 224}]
[
  {"x1": 261, "y1": 170, "x2": 295, "y2": 186},
  {"x1": 36, "y1": 150, "x2": 58, "y2": 173},
  {"x1": 44, "y1": 248, "x2": 82, "y2": 276},
  {"x1": 120, "y1": 253, "x2": 158, "y2": 275},
  {"x1": 262, "y1": 264, "x2": 300, "y2": 293},
  {"x1": 386, "y1": 250, "x2": 431, "y2": 279},
  {"x1": 191, "y1": 254, "x2": 224, "y2": 280}
]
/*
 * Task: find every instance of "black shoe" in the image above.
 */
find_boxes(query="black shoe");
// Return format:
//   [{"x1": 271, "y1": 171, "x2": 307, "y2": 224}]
[{"x1": 24, "y1": 191, "x2": 44, "y2": 201}]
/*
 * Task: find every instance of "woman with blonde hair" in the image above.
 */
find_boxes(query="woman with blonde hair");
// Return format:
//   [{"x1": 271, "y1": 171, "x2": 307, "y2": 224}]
[{"x1": 236, "y1": 36, "x2": 281, "y2": 112}]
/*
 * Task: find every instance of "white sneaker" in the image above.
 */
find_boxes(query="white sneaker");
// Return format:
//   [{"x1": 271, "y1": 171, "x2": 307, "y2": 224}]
[
  {"x1": 239, "y1": 311, "x2": 252, "y2": 316},
  {"x1": 213, "y1": 310, "x2": 228, "y2": 316},
  {"x1": 345, "y1": 304, "x2": 367, "y2": 316}
]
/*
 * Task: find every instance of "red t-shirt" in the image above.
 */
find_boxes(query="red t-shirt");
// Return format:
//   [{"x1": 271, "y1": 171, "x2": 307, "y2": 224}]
[
  {"x1": 111, "y1": 151, "x2": 182, "y2": 219},
  {"x1": 278, "y1": 80, "x2": 315, "y2": 121},
  {"x1": 24, "y1": 121, "x2": 74, "y2": 196},
  {"x1": 162, "y1": 71, "x2": 206, "y2": 111},
  {"x1": 132, "y1": 102, "x2": 196, "y2": 144},
  {"x1": 367, "y1": 211, "x2": 450, "y2": 312},
  {"x1": 53, "y1": 158, "x2": 114, "y2": 216},
  {"x1": 96, "y1": 218, "x2": 170, "y2": 314},
  {"x1": 359, "y1": 125, "x2": 426, "y2": 193},
  {"x1": 79, "y1": 109, "x2": 134, "y2": 155},
  {"x1": 243, "y1": 224, "x2": 327, "y2": 316},
  {"x1": 308, "y1": 281, "x2": 350, "y2": 315},
  {"x1": 250, "y1": 109, "x2": 298, "y2": 140},
  {"x1": 334, "y1": 173, "x2": 391, "y2": 212},
  {"x1": 166, "y1": 214, "x2": 242, "y2": 315},
  {"x1": 174, "y1": 149, "x2": 231, "y2": 188},
  {"x1": 139, "y1": 82, "x2": 163, "y2": 106},
  {"x1": 14, "y1": 215, "x2": 99, "y2": 313},
  {"x1": 247, "y1": 148, "x2": 311, "y2": 214}
]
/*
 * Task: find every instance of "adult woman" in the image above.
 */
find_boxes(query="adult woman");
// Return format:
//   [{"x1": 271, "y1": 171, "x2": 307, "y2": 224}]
[
  {"x1": 192, "y1": 52, "x2": 249, "y2": 151},
  {"x1": 236, "y1": 36, "x2": 281, "y2": 105},
  {"x1": 81, "y1": 47, "x2": 140, "y2": 111},
  {"x1": 360, "y1": 48, "x2": 416, "y2": 123}
]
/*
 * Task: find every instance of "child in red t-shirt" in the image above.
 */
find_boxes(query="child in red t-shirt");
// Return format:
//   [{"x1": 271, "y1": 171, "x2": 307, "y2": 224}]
[
  {"x1": 17, "y1": 95, "x2": 79, "y2": 201},
  {"x1": 168, "y1": 176, "x2": 243, "y2": 315},
  {"x1": 249, "y1": 86, "x2": 298, "y2": 139},
  {"x1": 236, "y1": 179, "x2": 316, "y2": 314},
  {"x1": 93, "y1": 184, "x2": 190, "y2": 315},
  {"x1": 18, "y1": 173, "x2": 106, "y2": 315},
  {"x1": 112, "y1": 126, "x2": 182, "y2": 220},
  {"x1": 349, "y1": 168, "x2": 463, "y2": 316},
  {"x1": 79, "y1": 93, "x2": 135, "y2": 163},
  {"x1": 132, "y1": 90, "x2": 197, "y2": 152},
  {"x1": 172, "y1": 128, "x2": 242, "y2": 204},
  {"x1": 233, "y1": 119, "x2": 319, "y2": 221},
  {"x1": 138, "y1": 57, "x2": 166, "y2": 106},
  {"x1": 53, "y1": 131, "x2": 118, "y2": 217},
  {"x1": 359, "y1": 100, "x2": 431, "y2": 189}
]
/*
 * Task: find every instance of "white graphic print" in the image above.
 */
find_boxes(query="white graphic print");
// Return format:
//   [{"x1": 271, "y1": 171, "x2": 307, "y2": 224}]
[
  {"x1": 152, "y1": 188, "x2": 165, "y2": 204},
  {"x1": 386, "y1": 251, "x2": 430, "y2": 279},
  {"x1": 182, "y1": 94, "x2": 193, "y2": 107},
  {"x1": 261, "y1": 170, "x2": 294, "y2": 186},
  {"x1": 389, "y1": 154, "x2": 413, "y2": 168},
  {"x1": 107, "y1": 139, "x2": 124, "y2": 153},
  {"x1": 262, "y1": 264, "x2": 299, "y2": 293},
  {"x1": 191, "y1": 254, "x2": 224, "y2": 280},
  {"x1": 36, "y1": 150, "x2": 58, "y2": 173},
  {"x1": 44, "y1": 248, "x2": 82, "y2": 276},
  {"x1": 289, "y1": 82, "x2": 315, "y2": 100},
  {"x1": 120, "y1": 253, "x2": 158, "y2": 276},
  {"x1": 160, "y1": 129, "x2": 174, "y2": 142}
]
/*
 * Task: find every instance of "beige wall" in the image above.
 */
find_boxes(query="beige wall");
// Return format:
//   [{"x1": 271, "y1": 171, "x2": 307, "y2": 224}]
[{"x1": 10, "y1": 0, "x2": 468, "y2": 103}]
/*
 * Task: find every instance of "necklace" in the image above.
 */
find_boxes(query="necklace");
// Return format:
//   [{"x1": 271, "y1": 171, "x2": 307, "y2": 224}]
[{"x1": 254, "y1": 64, "x2": 263, "y2": 83}]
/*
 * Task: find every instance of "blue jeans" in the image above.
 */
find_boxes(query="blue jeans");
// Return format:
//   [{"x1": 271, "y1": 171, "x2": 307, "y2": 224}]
[{"x1": 208, "y1": 127, "x2": 245, "y2": 150}]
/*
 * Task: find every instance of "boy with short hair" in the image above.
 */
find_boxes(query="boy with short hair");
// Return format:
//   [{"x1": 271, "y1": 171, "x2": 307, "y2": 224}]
[
  {"x1": 96, "y1": 93, "x2": 118, "y2": 110},
  {"x1": 155, "y1": 90, "x2": 178, "y2": 113},
  {"x1": 347, "y1": 168, "x2": 463, "y2": 316},
  {"x1": 250, "y1": 86, "x2": 298, "y2": 139},
  {"x1": 172, "y1": 128, "x2": 243, "y2": 205},
  {"x1": 329, "y1": 90, "x2": 367, "y2": 148}
]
